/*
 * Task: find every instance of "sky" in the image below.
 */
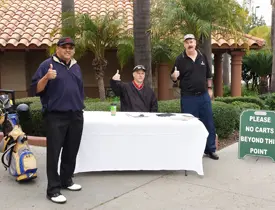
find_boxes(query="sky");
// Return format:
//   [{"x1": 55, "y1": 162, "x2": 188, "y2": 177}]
[{"x1": 237, "y1": 0, "x2": 272, "y2": 26}]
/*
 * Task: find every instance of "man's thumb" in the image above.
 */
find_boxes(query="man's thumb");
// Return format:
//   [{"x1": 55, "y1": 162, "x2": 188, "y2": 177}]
[
  {"x1": 49, "y1": 64, "x2": 53, "y2": 70},
  {"x1": 116, "y1": 70, "x2": 119, "y2": 74}
]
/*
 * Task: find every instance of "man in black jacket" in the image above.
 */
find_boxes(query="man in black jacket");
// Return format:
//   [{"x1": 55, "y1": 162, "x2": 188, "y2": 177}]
[{"x1": 110, "y1": 65, "x2": 158, "y2": 112}]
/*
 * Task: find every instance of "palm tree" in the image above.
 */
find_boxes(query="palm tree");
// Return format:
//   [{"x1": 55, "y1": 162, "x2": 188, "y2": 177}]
[
  {"x1": 133, "y1": 0, "x2": 152, "y2": 88},
  {"x1": 117, "y1": 37, "x2": 134, "y2": 71},
  {"x1": 61, "y1": 0, "x2": 75, "y2": 38},
  {"x1": 243, "y1": 50, "x2": 273, "y2": 94},
  {"x1": 160, "y1": 0, "x2": 248, "y2": 72},
  {"x1": 63, "y1": 13, "x2": 129, "y2": 101}
]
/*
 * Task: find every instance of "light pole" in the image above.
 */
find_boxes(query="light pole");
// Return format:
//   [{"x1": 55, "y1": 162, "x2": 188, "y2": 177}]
[{"x1": 255, "y1": 5, "x2": 260, "y2": 17}]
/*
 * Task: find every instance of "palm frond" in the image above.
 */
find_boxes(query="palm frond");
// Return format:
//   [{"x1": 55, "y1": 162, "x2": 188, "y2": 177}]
[{"x1": 117, "y1": 36, "x2": 134, "y2": 70}]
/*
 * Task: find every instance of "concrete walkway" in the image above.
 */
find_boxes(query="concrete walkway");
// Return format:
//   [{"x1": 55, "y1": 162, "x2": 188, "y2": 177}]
[{"x1": 0, "y1": 143, "x2": 275, "y2": 210}]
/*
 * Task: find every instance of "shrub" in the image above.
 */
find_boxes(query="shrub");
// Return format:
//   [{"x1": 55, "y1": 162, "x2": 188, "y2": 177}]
[
  {"x1": 231, "y1": 101, "x2": 261, "y2": 130},
  {"x1": 15, "y1": 97, "x2": 244, "y2": 139},
  {"x1": 212, "y1": 101, "x2": 238, "y2": 139},
  {"x1": 215, "y1": 96, "x2": 265, "y2": 109},
  {"x1": 158, "y1": 100, "x2": 181, "y2": 113},
  {"x1": 15, "y1": 97, "x2": 40, "y2": 106},
  {"x1": 223, "y1": 85, "x2": 231, "y2": 97},
  {"x1": 264, "y1": 94, "x2": 275, "y2": 110}
]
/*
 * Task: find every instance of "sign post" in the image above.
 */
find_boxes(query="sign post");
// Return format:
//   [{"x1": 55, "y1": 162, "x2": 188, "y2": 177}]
[{"x1": 239, "y1": 110, "x2": 275, "y2": 162}]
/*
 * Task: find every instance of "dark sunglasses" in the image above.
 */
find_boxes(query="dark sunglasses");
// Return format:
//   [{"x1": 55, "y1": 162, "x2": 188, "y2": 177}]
[{"x1": 133, "y1": 65, "x2": 146, "y2": 71}]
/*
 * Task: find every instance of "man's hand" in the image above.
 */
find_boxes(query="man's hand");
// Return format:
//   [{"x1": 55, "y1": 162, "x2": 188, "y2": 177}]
[
  {"x1": 208, "y1": 88, "x2": 214, "y2": 100},
  {"x1": 112, "y1": 70, "x2": 121, "y2": 81},
  {"x1": 46, "y1": 64, "x2": 57, "y2": 80},
  {"x1": 171, "y1": 67, "x2": 180, "y2": 81}
]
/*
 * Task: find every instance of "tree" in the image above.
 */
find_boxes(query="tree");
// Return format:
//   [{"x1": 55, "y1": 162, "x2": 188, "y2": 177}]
[
  {"x1": 62, "y1": 13, "x2": 128, "y2": 101},
  {"x1": 248, "y1": 25, "x2": 271, "y2": 49},
  {"x1": 61, "y1": 0, "x2": 75, "y2": 38},
  {"x1": 244, "y1": 12, "x2": 266, "y2": 33},
  {"x1": 133, "y1": 0, "x2": 152, "y2": 88},
  {"x1": 271, "y1": 0, "x2": 275, "y2": 92},
  {"x1": 243, "y1": 50, "x2": 273, "y2": 94},
  {"x1": 160, "y1": 0, "x2": 249, "y2": 73}
]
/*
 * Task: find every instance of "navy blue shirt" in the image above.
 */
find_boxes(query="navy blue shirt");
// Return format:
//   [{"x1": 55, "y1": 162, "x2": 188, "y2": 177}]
[{"x1": 31, "y1": 55, "x2": 85, "y2": 112}]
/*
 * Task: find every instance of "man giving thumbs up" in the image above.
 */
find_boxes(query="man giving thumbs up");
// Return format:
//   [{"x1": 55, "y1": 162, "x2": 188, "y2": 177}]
[
  {"x1": 30, "y1": 37, "x2": 85, "y2": 204},
  {"x1": 110, "y1": 65, "x2": 158, "y2": 112},
  {"x1": 112, "y1": 70, "x2": 121, "y2": 81}
]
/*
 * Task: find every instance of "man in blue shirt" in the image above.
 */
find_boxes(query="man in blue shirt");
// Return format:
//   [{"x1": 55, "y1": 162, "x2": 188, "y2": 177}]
[{"x1": 31, "y1": 37, "x2": 85, "y2": 204}]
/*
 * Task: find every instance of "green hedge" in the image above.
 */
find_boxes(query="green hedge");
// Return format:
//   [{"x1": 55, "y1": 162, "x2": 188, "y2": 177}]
[
  {"x1": 231, "y1": 101, "x2": 261, "y2": 130},
  {"x1": 14, "y1": 97, "x2": 262, "y2": 139},
  {"x1": 215, "y1": 96, "x2": 265, "y2": 109},
  {"x1": 258, "y1": 93, "x2": 275, "y2": 110}
]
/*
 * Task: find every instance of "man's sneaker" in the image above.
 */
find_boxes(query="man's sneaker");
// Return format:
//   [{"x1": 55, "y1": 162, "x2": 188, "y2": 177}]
[
  {"x1": 47, "y1": 192, "x2": 67, "y2": 204},
  {"x1": 62, "y1": 183, "x2": 82, "y2": 191}
]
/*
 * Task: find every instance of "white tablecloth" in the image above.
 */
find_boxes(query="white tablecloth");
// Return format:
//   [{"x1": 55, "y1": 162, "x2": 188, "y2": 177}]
[{"x1": 74, "y1": 111, "x2": 208, "y2": 176}]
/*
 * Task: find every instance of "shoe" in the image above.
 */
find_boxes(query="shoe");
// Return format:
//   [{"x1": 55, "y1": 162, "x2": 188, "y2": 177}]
[
  {"x1": 62, "y1": 183, "x2": 82, "y2": 191},
  {"x1": 47, "y1": 192, "x2": 67, "y2": 204},
  {"x1": 206, "y1": 152, "x2": 219, "y2": 160}
]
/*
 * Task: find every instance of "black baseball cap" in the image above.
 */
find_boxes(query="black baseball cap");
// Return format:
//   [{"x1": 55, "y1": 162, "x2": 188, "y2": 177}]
[
  {"x1": 133, "y1": 65, "x2": 146, "y2": 72},
  {"x1": 57, "y1": 37, "x2": 75, "y2": 46}
]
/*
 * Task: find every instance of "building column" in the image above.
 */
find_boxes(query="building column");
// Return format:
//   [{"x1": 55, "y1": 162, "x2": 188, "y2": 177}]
[
  {"x1": 230, "y1": 51, "x2": 245, "y2": 97},
  {"x1": 158, "y1": 63, "x2": 170, "y2": 100},
  {"x1": 213, "y1": 53, "x2": 223, "y2": 97}
]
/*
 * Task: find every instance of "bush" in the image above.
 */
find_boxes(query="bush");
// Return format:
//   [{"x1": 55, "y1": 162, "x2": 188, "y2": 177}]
[
  {"x1": 212, "y1": 101, "x2": 238, "y2": 139},
  {"x1": 158, "y1": 100, "x2": 181, "y2": 113},
  {"x1": 231, "y1": 101, "x2": 261, "y2": 130},
  {"x1": 264, "y1": 94, "x2": 275, "y2": 110},
  {"x1": 16, "y1": 97, "x2": 238, "y2": 139},
  {"x1": 15, "y1": 97, "x2": 40, "y2": 106},
  {"x1": 215, "y1": 96, "x2": 265, "y2": 109},
  {"x1": 16, "y1": 97, "x2": 259, "y2": 139}
]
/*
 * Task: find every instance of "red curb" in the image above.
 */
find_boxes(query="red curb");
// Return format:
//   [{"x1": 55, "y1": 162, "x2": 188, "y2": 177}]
[{"x1": 0, "y1": 132, "x2": 47, "y2": 147}]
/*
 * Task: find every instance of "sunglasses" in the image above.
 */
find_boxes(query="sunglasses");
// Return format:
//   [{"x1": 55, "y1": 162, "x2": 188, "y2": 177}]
[{"x1": 133, "y1": 65, "x2": 146, "y2": 71}]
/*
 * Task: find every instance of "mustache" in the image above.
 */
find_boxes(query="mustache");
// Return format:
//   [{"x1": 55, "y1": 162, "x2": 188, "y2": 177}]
[{"x1": 188, "y1": 46, "x2": 194, "y2": 49}]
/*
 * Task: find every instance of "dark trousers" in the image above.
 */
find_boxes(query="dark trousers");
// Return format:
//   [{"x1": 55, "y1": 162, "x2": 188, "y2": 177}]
[
  {"x1": 180, "y1": 92, "x2": 216, "y2": 153},
  {"x1": 44, "y1": 111, "x2": 84, "y2": 195}
]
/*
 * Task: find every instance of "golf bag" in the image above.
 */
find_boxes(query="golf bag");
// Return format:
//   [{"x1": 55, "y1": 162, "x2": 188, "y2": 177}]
[{"x1": 0, "y1": 90, "x2": 38, "y2": 182}]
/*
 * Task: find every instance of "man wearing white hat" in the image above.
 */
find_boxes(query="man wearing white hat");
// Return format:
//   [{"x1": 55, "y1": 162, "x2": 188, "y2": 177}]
[{"x1": 170, "y1": 34, "x2": 219, "y2": 160}]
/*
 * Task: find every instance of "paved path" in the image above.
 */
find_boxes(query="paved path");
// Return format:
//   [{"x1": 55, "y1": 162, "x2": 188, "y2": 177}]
[{"x1": 0, "y1": 143, "x2": 275, "y2": 210}]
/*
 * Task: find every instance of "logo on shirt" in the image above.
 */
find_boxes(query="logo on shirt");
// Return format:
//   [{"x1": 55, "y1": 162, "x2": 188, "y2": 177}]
[{"x1": 201, "y1": 61, "x2": 205, "y2": 65}]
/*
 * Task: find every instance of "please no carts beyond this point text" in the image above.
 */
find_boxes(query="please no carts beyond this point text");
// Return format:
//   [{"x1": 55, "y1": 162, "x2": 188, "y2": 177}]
[{"x1": 239, "y1": 109, "x2": 275, "y2": 162}]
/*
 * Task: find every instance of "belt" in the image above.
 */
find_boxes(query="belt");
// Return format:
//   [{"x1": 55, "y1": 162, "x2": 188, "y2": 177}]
[{"x1": 181, "y1": 91, "x2": 206, "y2": 96}]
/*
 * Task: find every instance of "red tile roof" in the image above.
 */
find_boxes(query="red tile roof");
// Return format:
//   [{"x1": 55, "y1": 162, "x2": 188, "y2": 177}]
[
  {"x1": 212, "y1": 32, "x2": 266, "y2": 49},
  {"x1": 0, "y1": 0, "x2": 133, "y2": 48},
  {"x1": 0, "y1": 0, "x2": 265, "y2": 50}
]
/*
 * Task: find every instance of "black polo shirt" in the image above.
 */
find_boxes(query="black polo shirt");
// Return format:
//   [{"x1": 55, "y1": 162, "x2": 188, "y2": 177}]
[
  {"x1": 171, "y1": 50, "x2": 212, "y2": 95},
  {"x1": 31, "y1": 55, "x2": 85, "y2": 112}
]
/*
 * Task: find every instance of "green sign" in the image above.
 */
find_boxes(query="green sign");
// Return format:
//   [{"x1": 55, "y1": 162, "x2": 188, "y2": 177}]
[{"x1": 239, "y1": 109, "x2": 275, "y2": 162}]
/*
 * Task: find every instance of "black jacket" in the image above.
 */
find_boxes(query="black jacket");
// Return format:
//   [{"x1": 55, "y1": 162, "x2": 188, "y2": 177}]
[{"x1": 110, "y1": 79, "x2": 158, "y2": 112}]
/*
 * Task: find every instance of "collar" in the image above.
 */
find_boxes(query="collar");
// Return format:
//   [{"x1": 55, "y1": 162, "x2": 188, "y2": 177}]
[
  {"x1": 52, "y1": 54, "x2": 77, "y2": 69},
  {"x1": 183, "y1": 49, "x2": 201, "y2": 59},
  {"x1": 132, "y1": 80, "x2": 144, "y2": 90}
]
